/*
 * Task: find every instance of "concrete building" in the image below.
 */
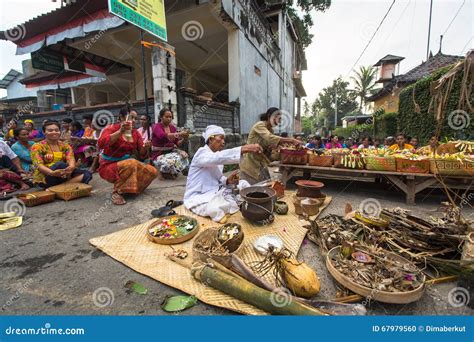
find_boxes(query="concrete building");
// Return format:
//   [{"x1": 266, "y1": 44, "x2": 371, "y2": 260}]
[
  {"x1": 0, "y1": 0, "x2": 307, "y2": 137},
  {"x1": 368, "y1": 52, "x2": 463, "y2": 113}
]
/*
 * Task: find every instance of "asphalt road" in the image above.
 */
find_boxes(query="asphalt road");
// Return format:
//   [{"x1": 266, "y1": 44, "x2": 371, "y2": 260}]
[{"x1": 0, "y1": 171, "x2": 472, "y2": 316}]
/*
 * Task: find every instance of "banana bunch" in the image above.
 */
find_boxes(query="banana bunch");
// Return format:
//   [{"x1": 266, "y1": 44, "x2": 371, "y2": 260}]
[
  {"x1": 454, "y1": 140, "x2": 474, "y2": 153},
  {"x1": 341, "y1": 154, "x2": 364, "y2": 168},
  {"x1": 0, "y1": 212, "x2": 23, "y2": 231}
]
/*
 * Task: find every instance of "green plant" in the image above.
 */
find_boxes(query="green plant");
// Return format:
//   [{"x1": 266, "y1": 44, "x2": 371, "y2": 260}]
[
  {"x1": 334, "y1": 124, "x2": 374, "y2": 140},
  {"x1": 374, "y1": 112, "x2": 398, "y2": 139},
  {"x1": 351, "y1": 65, "x2": 377, "y2": 111},
  {"x1": 398, "y1": 64, "x2": 473, "y2": 144}
]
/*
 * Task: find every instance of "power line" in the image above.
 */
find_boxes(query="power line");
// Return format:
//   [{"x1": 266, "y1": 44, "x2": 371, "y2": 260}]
[
  {"x1": 345, "y1": 0, "x2": 397, "y2": 78},
  {"x1": 443, "y1": 0, "x2": 466, "y2": 36},
  {"x1": 459, "y1": 36, "x2": 473, "y2": 54}
]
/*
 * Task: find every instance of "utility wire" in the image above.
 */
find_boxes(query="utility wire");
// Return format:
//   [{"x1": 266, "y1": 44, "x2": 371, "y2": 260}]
[
  {"x1": 345, "y1": 0, "x2": 397, "y2": 78},
  {"x1": 459, "y1": 36, "x2": 473, "y2": 54},
  {"x1": 443, "y1": 0, "x2": 466, "y2": 36}
]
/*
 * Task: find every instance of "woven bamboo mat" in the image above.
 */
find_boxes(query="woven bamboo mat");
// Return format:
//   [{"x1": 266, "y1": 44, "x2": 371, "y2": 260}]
[{"x1": 89, "y1": 192, "x2": 332, "y2": 315}]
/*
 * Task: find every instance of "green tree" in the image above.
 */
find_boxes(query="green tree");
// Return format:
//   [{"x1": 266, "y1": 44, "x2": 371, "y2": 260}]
[
  {"x1": 287, "y1": 0, "x2": 332, "y2": 48},
  {"x1": 314, "y1": 76, "x2": 358, "y2": 128},
  {"x1": 350, "y1": 65, "x2": 377, "y2": 111}
]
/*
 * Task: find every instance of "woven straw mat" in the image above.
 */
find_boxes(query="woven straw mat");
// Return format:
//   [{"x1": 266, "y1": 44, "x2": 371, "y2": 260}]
[{"x1": 89, "y1": 192, "x2": 332, "y2": 315}]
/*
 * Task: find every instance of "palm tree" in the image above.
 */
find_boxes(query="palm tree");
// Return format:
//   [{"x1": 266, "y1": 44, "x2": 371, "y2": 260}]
[{"x1": 351, "y1": 66, "x2": 377, "y2": 112}]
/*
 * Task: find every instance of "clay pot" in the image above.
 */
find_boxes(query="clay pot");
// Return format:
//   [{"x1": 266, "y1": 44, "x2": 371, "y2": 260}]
[
  {"x1": 240, "y1": 186, "x2": 276, "y2": 222},
  {"x1": 295, "y1": 180, "x2": 326, "y2": 198},
  {"x1": 274, "y1": 201, "x2": 289, "y2": 215}
]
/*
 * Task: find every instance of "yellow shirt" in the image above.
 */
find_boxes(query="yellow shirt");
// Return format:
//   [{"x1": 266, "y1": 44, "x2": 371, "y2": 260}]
[
  {"x1": 240, "y1": 121, "x2": 281, "y2": 180},
  {"x1": 389, "y1": 143, "x2": 414, "y2": 151}
]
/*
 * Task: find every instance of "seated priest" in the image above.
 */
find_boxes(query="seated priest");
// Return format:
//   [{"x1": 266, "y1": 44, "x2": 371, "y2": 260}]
[{"x1": 184, "y1": 125, "x2": 263, "y2": 223}]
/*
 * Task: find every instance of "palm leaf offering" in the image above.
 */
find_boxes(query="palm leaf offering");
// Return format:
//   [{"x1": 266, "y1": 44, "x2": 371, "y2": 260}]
[{"x1": 307, "y1": 204, "x2": 472, "y2": 276}]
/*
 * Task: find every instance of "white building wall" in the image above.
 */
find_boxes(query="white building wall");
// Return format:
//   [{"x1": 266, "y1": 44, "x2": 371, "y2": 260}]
[
  {"x1": 6, "y1": 75, "x2": 37, "y2": 100},
  {"x1": 221, "y1": 0, "x2": 297, "y2": 134}
]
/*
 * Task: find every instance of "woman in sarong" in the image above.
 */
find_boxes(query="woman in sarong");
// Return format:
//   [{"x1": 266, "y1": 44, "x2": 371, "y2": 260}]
[
  {"x1": 151, "y1": 109, "x2": 189, "y2": 179},
  {"x1": 97, "y1": 107, "x2": 157, "y2": 205},
  {"x1": 31, "y1": 121, "x2": 92, "y2": 188}
]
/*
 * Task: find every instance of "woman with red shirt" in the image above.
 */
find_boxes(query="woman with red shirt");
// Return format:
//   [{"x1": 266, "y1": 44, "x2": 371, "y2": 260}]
[
  {"x1": 151, "y1": 109, "x2": 189, "y2": 179},
  {"x1": 98, "y1": 107, "x2": 157, "y2": 205}
]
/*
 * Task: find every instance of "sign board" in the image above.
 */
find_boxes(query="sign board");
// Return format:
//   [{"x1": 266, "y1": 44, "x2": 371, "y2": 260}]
[
  {"x1": 108, "y1": 0, "x2": 167, "y2": 41},
  {"x1": 31, "y1": 50, "x2": 64, "y2": 74}
]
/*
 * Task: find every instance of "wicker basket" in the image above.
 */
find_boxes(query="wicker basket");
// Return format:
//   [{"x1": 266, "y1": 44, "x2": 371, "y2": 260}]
[
  {"x1": 429, "y1": 159, "x2": 474, "y2": 176},
  {"x1": 16, "y1": 191, "x2": 56, "y2": 207},
  {"x1": 48, "y1": 183, "x2": 93, "y2": 201},
  {"x1": 292, "y1": 194, "x2": 324, "y2": 216},
  {"x1": 280, "y1": 149, "x2": 308, "y2": 165},
  {"x1": 327, "y1": 246, "x2": 425, "y2": 304},
  {"x1": 308, "y1": 153, "x2": 333, "y2": 167},
  {"x1": 334, "y1": 153, "x2": 364, "y2": 169},
  {"x1": 192, "y1": 228, "x2": 244, "y2": 269},
  {"x1": 365, "y1": 156, "x2": 396, "y2": 171},
  {"x1": 396, "y1": 158, "x2": 430, "y2": 174}
]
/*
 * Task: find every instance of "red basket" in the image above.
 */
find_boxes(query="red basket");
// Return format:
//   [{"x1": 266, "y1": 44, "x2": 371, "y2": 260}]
[
  {"x1": 396, "y1": 158, "x2": 430, "y2": 173},
  {"x1": 280, "y1": 149, "x2": 308, "y2": 165},
  {"x1": 308, "y1": 154, "x2": 333, "y2": 167}
]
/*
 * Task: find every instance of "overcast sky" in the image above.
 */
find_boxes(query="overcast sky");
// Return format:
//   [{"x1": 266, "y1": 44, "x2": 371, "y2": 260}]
[{"x1": 0, "y1": 0, "x2": 472, "y2": 101}]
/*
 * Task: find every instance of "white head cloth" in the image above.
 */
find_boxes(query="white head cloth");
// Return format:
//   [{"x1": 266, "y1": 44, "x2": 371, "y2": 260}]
[{"x1": 202, "y1": 125, "x2": 225, "y2": 142}]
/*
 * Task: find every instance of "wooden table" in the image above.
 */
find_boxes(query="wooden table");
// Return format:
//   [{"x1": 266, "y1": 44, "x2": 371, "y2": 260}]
[{"x1": 278, "y1": 163, "x2": 473, "y2": 205}]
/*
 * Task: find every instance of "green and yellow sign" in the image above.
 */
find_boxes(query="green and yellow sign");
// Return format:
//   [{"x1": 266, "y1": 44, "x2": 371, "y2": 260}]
[{"x1": 108, "y1": 0, "x2": 167, "y2": 41}]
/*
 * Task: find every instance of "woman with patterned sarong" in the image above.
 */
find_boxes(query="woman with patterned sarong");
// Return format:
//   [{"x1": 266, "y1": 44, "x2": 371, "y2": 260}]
[
  {"x1": 151, "y1": 109, "x2": 189, "y2": 179},
  {"x1": 97, "y1": 107, "x2": 157, "y2": 205}
]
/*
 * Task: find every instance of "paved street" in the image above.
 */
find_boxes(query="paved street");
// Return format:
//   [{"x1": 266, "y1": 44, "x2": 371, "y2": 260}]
[{"x1": 1, "y1": 171, "x2": 472, "y2": 316}]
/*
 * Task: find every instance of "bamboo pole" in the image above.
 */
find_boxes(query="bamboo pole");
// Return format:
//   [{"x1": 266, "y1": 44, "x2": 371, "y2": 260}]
[{"x1": 192, "y1": 263, "x2": 327, "y2": 316}]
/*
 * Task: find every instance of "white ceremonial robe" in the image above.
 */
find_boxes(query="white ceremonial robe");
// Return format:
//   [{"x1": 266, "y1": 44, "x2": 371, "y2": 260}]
[{"x1": 184, "y1": 145, "x2": 250, "y2": 221}]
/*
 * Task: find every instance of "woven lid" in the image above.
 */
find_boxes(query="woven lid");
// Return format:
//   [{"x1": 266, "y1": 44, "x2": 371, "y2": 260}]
[{"x1": 48, "y1": 183, "x2": 92, "y2": 193}]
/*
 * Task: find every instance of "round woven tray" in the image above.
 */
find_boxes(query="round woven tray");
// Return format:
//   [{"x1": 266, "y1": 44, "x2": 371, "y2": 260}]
[
  {"x1": 146, "y1": 215, "x2": 199, "y2": 245},
  {"x1": 326, "y1": 246, "x2": 425, "y2": 304}
]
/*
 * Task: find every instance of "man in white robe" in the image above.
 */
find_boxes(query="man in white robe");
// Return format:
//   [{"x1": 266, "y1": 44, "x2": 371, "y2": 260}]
[{"x1": 184, "y1": 125, "x2": 263, "y2": 222}]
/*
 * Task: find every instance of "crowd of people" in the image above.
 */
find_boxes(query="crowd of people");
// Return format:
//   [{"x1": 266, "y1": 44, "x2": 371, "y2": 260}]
[
  {"x1": 0, "y1": 106, "x2": 446, "y2": 222},
  {"x1": 302, "y1": 133, "x2": 438, "y2": 154},
  {"x1": 0, "y1": 107, "x2": 193, "y2": 205}
]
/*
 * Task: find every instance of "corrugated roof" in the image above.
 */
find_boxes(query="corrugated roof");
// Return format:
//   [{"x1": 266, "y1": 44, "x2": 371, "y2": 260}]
[
  {"x1": 0, "y1": 0, "x2": 108, "y2": 43},
  {"x1": 0, "y1": 70, "x2": 22, "y2": 89}
]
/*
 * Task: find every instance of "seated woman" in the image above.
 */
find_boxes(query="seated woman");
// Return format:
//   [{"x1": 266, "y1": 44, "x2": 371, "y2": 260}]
[
  {"x1": 151, "y1": 109, "x2": 189, "y2": 179},
  {"x1": 358, "y1": 136, "x2": 375, "y2": 150},
  {"x1": 5, "y1": 119, "x2": 18, "y2": 144},
  {"x1": 31, "y1": 121, "x2": 92, "y2": 188},
  {"x1": 97, "y1": 107, "x2": 157, "y2": 205},
  {"x1": 184, "y1": 125, "x2": 262, "y2": 223},
  {"x1": 325, "y1": 135, "x2": 343, "y2": 149},
  {"x1": 137, "y1": 115, "x2": 152, "y2": 144},
  {"x1": 11, "y1": 128, "x2": 34, "y2": 172},
  {"x1": 0, "y1": 139, "x2": 29, "y2": 192},
  {"x1": 24, "y1": 119, "x2": 42, "y2": 141},
  {"x1": 73, "y1": 116, "x2": 99, "y2": 170}
]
